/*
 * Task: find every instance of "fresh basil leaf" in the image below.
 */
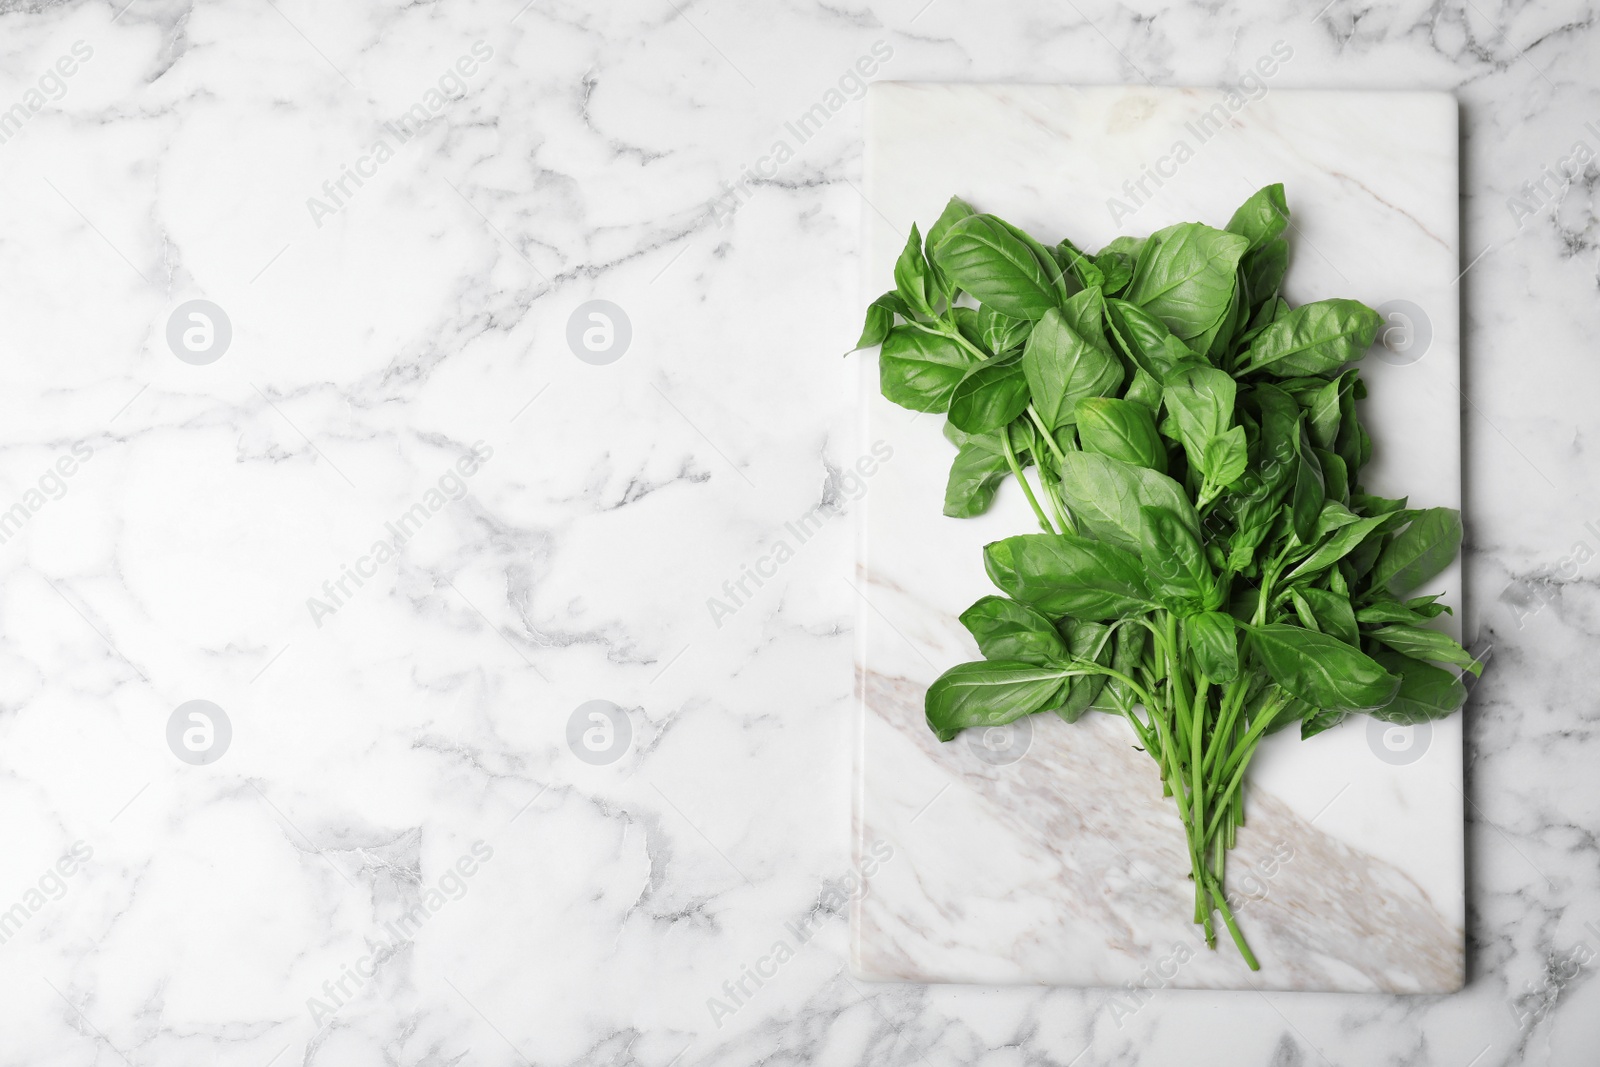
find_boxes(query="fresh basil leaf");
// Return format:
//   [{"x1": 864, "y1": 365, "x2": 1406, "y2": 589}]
[
  {"x1": 1055, "y1": 451, "x2": 1199, "y2": 555},
  {"x1": 1239, "y1": 299, "x2": 1384, "y2": 377},
  {"x1": 1367, "y1": 650, "x2": 1466, "y2": 725},
  {"x1": 925, "y1": 195, "x2": 976, "y2": 295},
  {"x1": 960, "y1": 595, "x2": 1070, "y2": 665},
  {"x1": 1021, "y1": 306, "x2": 1123, "y2": 428},
  {"x1": 1241, "y1": 238, "x2": 1288, "y2": 312},
  {"x1": 1106, "y1": 298, "x2": 1195, "y2": 379},
  {"x1": 983, "y1": 533, "x2": 1155, "y2": 619},
  {"x1": 1140, "y1": 505, "x2": 1220, "y2": 615},
  {"x1": 943, "y1": 442, "x2": 1011, "y2": 518},
  {"x1": 1161, "y1": 364, "x2": 1237, "y2": 472},
  {"x1": 1367, "y1": 624, "x2": 1482, "y2": 675},
  {"x1": 1315, "y1": 448, "x2": 1348, "y2": 505},
  {"x1": 1055, "y1": 238, "x2": 1105, "y2": 291},
  {"x1": 1248, "y1": 623, "x2": 1401, "y2": 712},
  {"x1": 1297, "y1": 587, "x2": 1359, "y2": 645},
  {"x1": 1123, "y1": 222, "x2": 1250, "y2": 341},
  {"x1": 948, "y1": 350, "x2": 1031, "y2": 434},
  {"x1": 1093, "y1": 249, "x2": 1134, "y2": 295},
  {"x1": 931, "y1": 213, "x2": 1059, "y2": 321},
  {"x1": 1076, "y1": 397, "x2": 1166, "y2": 472},
  {"x1": 1187, "y1": 610, "x2": 1239, "y2": 682},
  {"x1": 1283, "y1": 512, "x2": 1391, "y2": 582},
  {"x1": 1290, "y1": 423, "x2": 1324, "y2": 545},
  {"x1": 1300, "y1": 706, "x2": 1348, "y2": 740},
  {"x1": 894, "y1": 224, "x2": 937, "y2": 316},
  {"x1": 1057, "y1": 619, "x2": 1115, "y2": 722},
  {"x1": 1370, "y1": 507, "x2": 1462, "y2": 593},
  {"x1": 1225, "y1": 183, "x2": 1289, "y2": 253},
  {"x1": 924, "y1": 660, "x2": 1067, "y2": 742},
  {"x1": 878, "y1": 326, "x2": 973, "y2": 412},
  {"x1": 976, "y1": 304, "x2": 1032, "y2": 354},
  {"x1": 1125, "y1": 366, "x2": 1164, "y2": 413},
  {"x1": 853, "y1": 291, "x2": 910, "y2": 351},
  {"x1": 1201, "y1": 426, "x2": 1249, "y2": 489}
]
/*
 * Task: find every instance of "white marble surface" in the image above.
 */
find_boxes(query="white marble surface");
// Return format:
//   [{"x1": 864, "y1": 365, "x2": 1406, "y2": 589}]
[
  {"x1": 855, "y1": 85, "x2": 1464, "y2": 992},
  {"x1": 0, "y1": 1, "x2": 1593, "y2": 1064}
]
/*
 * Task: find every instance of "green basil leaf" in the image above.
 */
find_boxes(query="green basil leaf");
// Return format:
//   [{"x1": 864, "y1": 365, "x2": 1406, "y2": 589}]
[
  {"x1": 1283, "y1": 513, "x2": 1391, "y2": 582},
  {"x1": 1367, "y1": 650, "x2": 1467, "y2": 725},
  {"x1": 1093, "y1": 248, "x2": 1135, "y2": 295},
  {"x1": 1140, "y1": 505, "x2": 1219, "y2": 615},
  {"x1": 1290, "y1": 423, "x2": 1325, "y2": 545},
  {"x1": 1367, "y1": 624, "x2": 1482, "y2": 675},
  {"x1": 1186, "y1": 610, "x2": 1239, "y2": 682},
  {"x1": 1057, "y1": 619, "x2": 1115, "y2": 722},
  {"x1": 1225, "y1": 183, "x2": 1289, "y2": 253},
  {"x1": 1248, "y1": 623, "x2": 1401, "y2": 712},
  {"x1": 983, "y1": 533, "x2": 1155, "y2": 620},
  {"x1": 1123, "y1": 222, "x2": 1250, "y2": 341},
  {"x1": 1201, "y1": 426, "x2": 1248, "y2": 488},
  {"x1": 1161, "y1": 364, "x2": 1237, "y2": 471},
  {"x1": 1300, "y1": 706, "x2": 1348, "y2": 740},
  {"x1": 959, "y1": 595, "x2": 1070, "y2": 665},
  {"x1": 1297, "y1": 587, "x2": 1359, "y2": 645},
  {"x1": 1370, "y1": 507, "x2": 1462, "y2": 593},
  {"x1": 924, "y1": 660, "x2": 1067, "y2": 742},
  {"x1": 878, "y1": 325, "x2": 974, "y2": 412},
  {"x1": 1054, "y1": 451, "x2": 1199, "y2": 555},
  {"x1": 1076, "y1": 397, "x2": 1166, "y2": 472},
  {"x1": 976, "y1": 304, "x2": 1032, "y2": 355},
  {"x1": 1125, "y1": 366, "x2": 1164, "y2": 413},
  {"x1": 1239, "y1": 299, "x2": 1384, "y2": 377},
  {"x1": 853, "y1": 290, "x2": 910, "y2": 351},
  {"x1": 1241, "y1": 238, "x2": 1288, "y2": 311},
  {"x1": 1021, "y1": 306, "x2": 1123, "y2": 428},
  {"x1": 1106, "y1": 298, "x2": 1195, "y2": 379},
  {"x1": 943, "y1": 442, "x2": 1011, "y2": 518},
  {"x1": 930, "y1": 213, "x2": 1060, "y2": 321},
  {"x1": 925, "y1": 195, "x2": 976, "y2": 295},
  {"x1": 948, "y1": 350, "x2": 1031, "y2": 434},
  {"x1": 893, "y1": 223, "x2": 936, "y2": 316}
]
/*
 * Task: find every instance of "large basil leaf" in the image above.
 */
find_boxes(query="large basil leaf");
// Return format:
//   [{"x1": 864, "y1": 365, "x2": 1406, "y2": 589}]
[
  {"x1": 1370, "y1": 507, "x2": 1462, "y2": 593},
  {"x1": 878, "y1": 326, "x2": 973, "y2": 412},
  {"x1": 1054, "y1": 451, "x2": 1199, "y2": 555},
  {"x1": 959, "y1": 595, "x2": 1069, "y2": 665},
  {"x1": 931, "y1": 213, "x2": 1060, "y2": 321},
  {"x1": 1226, "y1": 183, "x2": 1289, "y2": 253},
  {"x1": 1366, "y1": 649, "x2": 1467, "y2": 725},
  {"x1": 1239, "y1": 299, "x2": 1383, "y2": 377},
  {"x1": 1076, "y1": 397, "x2": 1166, "y2": 472},
  {"x1": 983, "y1": 533, "x2": 1155, "y2": 620},
  {"x1": 1122, "y1": 222, "x2": 1250, "y2": 341},
  {"x1": 1248, "y1": 624, "x2": 1400, "y2": 712},
  {"x1": 1021, "y1": 306, "x2": 1123, "y2": 428},
  {"x1": 947, "y1": 350, "x2": 1031, "y2": 434},
  {"x1": 924, "y1": 661, "x2": 1067, "y2": 742}
]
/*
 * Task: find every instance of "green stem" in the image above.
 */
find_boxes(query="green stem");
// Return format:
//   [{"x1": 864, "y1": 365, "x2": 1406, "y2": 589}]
[
  {"x1": 1000, "y1": 429, "x2": 1055, "y2": 534},
  {"x1": 1205, "y1": 874, "x2": 1260, "y2": 970}
]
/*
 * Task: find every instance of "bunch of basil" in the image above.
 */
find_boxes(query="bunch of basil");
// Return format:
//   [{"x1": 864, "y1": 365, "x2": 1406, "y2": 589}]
[{"x1": 852, "y1": 185, "x2": 1478, "y2": 969}]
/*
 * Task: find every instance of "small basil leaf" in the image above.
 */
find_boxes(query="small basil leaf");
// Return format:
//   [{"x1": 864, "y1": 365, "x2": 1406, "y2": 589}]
[
  {"x1": 943, "y1": 443, "x2": 1011, "y2": 518},
  {"x1": 893, "y1": 223, "x2": 936, "y2": 316},
  {"x1": 853, "y1": 290, "x2": 910, "y2": 351},
  {"x1": 1225, "y1": 183, "x2": 1290, "y2": 253}
]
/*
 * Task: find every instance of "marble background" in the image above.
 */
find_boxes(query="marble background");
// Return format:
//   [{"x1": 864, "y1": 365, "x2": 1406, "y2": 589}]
[{"x1": 0, "y1": 1, "x2": 1593, "y2": 1065}]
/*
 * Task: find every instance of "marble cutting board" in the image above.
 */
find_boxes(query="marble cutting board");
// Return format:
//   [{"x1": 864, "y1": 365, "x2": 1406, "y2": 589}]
[{"x1": 851, "y1": 85, "x2": 1463, "y2": 992}]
